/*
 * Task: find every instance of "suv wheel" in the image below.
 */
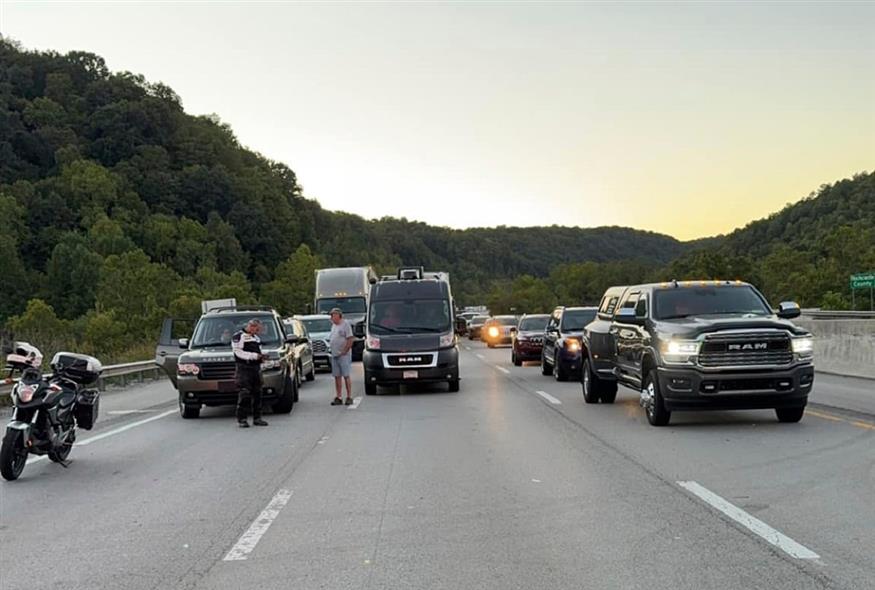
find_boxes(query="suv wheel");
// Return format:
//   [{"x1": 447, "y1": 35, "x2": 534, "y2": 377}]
[
  {"x1": 180, "y1": 400, "x2": 201, "y2": 419},
  {"x1": 512, "y1": 351, "x2": 522, "y2": 367},
  {"x1": 553, "y1": 349, "x2": 569, "y2": 382},
  {"x1": 540, "y1": 351, "x2": 552, "y2": 376},
  {"x1": 775, "y1": 407, "x2": 805, "y2": 423},
  {"x1": 306, "y1": 363, "x2": 316, "y2": 382},
  {"x1": 273, "y1": 375, "x2": 295, "y2": 414},
  {"x1": 642, "y1": 371, "x2": 670, "y2": 426}
]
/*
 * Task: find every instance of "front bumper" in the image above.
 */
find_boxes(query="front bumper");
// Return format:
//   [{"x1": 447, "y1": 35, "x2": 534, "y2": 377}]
[
  {"x1": 556, "y1": 347, "x2": 582, "y2": 373},
  {"x1": 177, "y1": 369, "x2": 285, "y2": 406},
  {"x1": 514, "y1": 341, "x2": 544, "y2": 360},
  {"x1": 657, "y1": 363, "x2": 814, "y2": 411},
  {"x1": 313, "y1": 353, "x2": 331, "y2": 369},
  {"x1": 363, "y1": 348, "x2": 459, "y2": 385}
]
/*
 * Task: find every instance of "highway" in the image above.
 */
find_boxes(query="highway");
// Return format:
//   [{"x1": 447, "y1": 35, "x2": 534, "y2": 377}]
[{"x1": 1, "y1": 343, "x2": 873, "y2": 590}]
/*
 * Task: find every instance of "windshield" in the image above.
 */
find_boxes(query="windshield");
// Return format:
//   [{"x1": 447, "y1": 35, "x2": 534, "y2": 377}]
[
  {"x1": 561, "y1": 310, "x2": 597, "y2": 331},
  {"x1": 654, "y1": 286, "x2": 771, "y2": 319},
  {"x1": 316, "y1": 297, "x2": 366, "y2": 315},
  {"x1": 190, "y1": 315, "x2": 280, "y2": 348},
  {"x1": 519, "y1": 316, "x2": 549, "y2": 331},
  {"x1": 369, "y1": 299, "x2": 451, "y2": 335},
  {"x1": 301, "y1": 318, "x2": 332, "y2": 334}
]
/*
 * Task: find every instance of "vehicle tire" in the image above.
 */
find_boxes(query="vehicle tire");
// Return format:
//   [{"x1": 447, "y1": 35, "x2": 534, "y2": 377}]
[
  {"x1": 581, "y1": 358, "x2": 600, "y2": 404},
  {"x1": 306, "y1": 363, "x2": 316, "y2": 382},
  {"x1": 0, "y1": 430, "x2": 27, "y2": 481},
  {"x1": 295, "y1": 364, "x2": 303, "y2": 388},
  {"x1": 448, "y1": 380, "x2": 460, "y2": 393},
  {"x1": 553, "y1": 352, "x2": 569, "y2": 382},
  {"x1": 180, "y1": 401, "x2": 201, "y2": 419},
  {"x1": 540, "y1": 351, "x2": 552, "y2": 376},
  {"x1": 49, "y1": 429, "x2": 75, "y2": 463},
  {"x1": 512, "y1": 352, "x2": 522, "y2": 367},
  {"x1": 365, "y1": 381, "x2": 377, "y2": 395},
  {"x1": 273, "y1": 375, "x2": 295, "y2": 414},
  {"x1": 642, "y1": 371, "x2": 670, "y2": 426},
  {"x1": 775, "y1": 407, "x2": 805, "y2": 423}
]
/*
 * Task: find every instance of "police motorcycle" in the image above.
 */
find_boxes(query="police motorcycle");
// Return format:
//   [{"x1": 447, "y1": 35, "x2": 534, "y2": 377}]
[{"x1": 1, "y1": 342, "x2": 101, "y2": 481}]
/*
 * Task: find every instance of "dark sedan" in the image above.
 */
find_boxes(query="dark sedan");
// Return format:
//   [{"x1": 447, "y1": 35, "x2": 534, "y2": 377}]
[{"x1": 512, "y1": 314, "x2": 550, "y2": 366}]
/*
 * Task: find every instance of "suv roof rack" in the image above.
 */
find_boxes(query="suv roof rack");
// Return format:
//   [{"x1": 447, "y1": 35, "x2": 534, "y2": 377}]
[{"x1": 206, "y1": 305, "x2": 276, "y2": 314}]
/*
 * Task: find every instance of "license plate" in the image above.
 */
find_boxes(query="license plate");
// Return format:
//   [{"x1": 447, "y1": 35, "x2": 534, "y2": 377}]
[
  {"x1": 218, "y1": 381, "x2": 237, "y2": 392},
  {"x1": 403, "y1": 370, "x2": 418, "y2": 380}
]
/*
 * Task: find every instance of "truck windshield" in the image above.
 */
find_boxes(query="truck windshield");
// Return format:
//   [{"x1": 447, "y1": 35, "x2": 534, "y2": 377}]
[
  {"x1": 190, "y1": 316, "x2": 281, "y2": 348},
  {"x1": 301, "y1": 318, "x2": 332, "y2": 334},
  {"x1": 519, "y1": 316, "x2": 549, "y2": 331},
  {"x1": 316, "y1": 297, "x2": 366, "y2": 314},
  {"x1": 561, "y1": 310, "x2": 597, "y2": 330},
  {"x1": 369, "y1": 300, "x2": 451, "y2": 335},
  {"x1": 654, "y1": 286, "x2": 771, "y2": 319}
]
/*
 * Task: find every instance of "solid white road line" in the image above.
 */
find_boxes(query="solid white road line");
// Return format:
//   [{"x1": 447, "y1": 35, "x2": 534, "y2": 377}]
[
  {"x1": 107, "y1": 409, "x2": 158, "y2": 415},
  {"x1": 496, "y1": 366, "x2": 510, "y2": 374},
  {"x1": 535, "y1": 390, "x2": 562, "y2": 405},
  {"x1": 677, "y1": 481, "x2": 820, "y2": 560},
  {"x1": 347, "y1": 396, "x2": 362, "y2": 410},
  {"x1": 223, "y1": 489, "x2": 294, "y2": 561},
  {"x1": 26, "y1": 409, "x2": 177, "y2": 465}
]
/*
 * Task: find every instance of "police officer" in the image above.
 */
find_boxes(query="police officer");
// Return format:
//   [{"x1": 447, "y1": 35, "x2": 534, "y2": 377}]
[{"x1": 232, "y1": 318, "x2": 268, "y2": 428}]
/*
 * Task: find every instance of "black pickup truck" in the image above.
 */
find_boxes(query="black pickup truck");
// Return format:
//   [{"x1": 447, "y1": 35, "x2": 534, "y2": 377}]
[{"x1": 580, "y1": 281, "x2": 815, "y2": 426}]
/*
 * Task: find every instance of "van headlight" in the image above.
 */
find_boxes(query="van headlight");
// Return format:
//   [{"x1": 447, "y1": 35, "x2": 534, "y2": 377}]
[
  {"x1": 792, "y1": 336, "x2": 814, "y2": 359},
  {"x1": 366, "y1": 336, "x2": 381, "y2": 350},
  {"x1": 439, "y1": 333, "x2": 455, "y2": 348},
  {"x1": 662, "y1": 340, "x2": 699, "y2": 364}
]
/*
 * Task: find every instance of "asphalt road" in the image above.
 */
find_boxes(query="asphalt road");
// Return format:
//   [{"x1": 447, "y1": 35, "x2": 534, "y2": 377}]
[{"x1": 1, "y1": 344, "x2": 873, "y2": 590}]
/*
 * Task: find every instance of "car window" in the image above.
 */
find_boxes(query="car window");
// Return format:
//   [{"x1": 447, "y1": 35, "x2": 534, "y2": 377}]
[
  {"x1": 635, "y1": 293, "x2": 648, "y2": 317},
  {"x1": 619, "y1": 291, "x2": 640, "y2": 310},
  {"x1": 561, "y1": 309, "x2": 597, "y2": 331}
]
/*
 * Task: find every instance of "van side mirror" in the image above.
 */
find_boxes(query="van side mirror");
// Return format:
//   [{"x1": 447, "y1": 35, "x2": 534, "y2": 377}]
[
  {"x1": 178, "y1": 338, "x2": 189, "y2": 349},
  {"x1": 777, "y1": 301, "x2": 801, "y2": 319},
  {"x1": 615, "y1": 308, "x2": 644, "y2": 325},
  {"x1": 353, "y1": 322, "x2": 365, "y2": 338}
]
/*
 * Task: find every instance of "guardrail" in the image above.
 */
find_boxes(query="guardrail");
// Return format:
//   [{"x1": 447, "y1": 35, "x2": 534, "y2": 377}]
[
  {"x1": 801, "y1": 310, "x2": 875, "y2": 320},
  {"x1": 1, "y1": 360, "x2": 162, "y2": 397}
]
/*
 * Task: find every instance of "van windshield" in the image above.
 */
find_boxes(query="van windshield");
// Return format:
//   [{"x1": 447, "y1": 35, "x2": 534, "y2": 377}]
[
  {"x1": 316, "y1": 297, "x2": 366, "y2": 314},
  {"x1": 369, "y1": 300, "x2": 451, "y2": 335},
  {"x1": 190, "y1": 315, "x2": 280, "y2": 348}
]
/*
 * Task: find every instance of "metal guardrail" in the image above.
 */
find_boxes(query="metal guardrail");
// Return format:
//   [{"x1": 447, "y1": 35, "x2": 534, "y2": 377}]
[
  {"x1": 801, "y1": 310, "x2": 875, "y2": 320},
  {"x1": 1, "y1": 360, "x2": 162, "y2": 397}
]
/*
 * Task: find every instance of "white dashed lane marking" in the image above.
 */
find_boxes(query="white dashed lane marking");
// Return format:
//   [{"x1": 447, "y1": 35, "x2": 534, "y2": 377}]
[
  {"x1": 223, "y1": 489, "x2": 294, "y2": 561},
  {"x1": 535, "y1": 390, "x2": 562, "y2": 405}
]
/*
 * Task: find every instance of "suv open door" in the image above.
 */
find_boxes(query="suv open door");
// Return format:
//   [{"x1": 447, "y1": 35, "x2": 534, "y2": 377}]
[{"x1": 155, "y1": 318, "x2": 196, "y2": 387}]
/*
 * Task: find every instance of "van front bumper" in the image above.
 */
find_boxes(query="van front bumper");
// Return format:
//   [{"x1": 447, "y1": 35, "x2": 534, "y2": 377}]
[{"x1": 363, "y1": 348, "x2": 459, "y2": 385}]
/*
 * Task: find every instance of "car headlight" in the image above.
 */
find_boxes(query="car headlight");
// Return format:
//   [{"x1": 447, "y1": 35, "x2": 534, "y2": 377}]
[
  {"x1": 565, "y1": 338, "x2": 581, "y2": 352},
  {"x1": 261, "y1": 359, "x2": 282, "y2": 370},
  {"x1": 792, "y1": 336, "x2": 814, "y2": 358},
  {"x1": 439, "y1": 333, "x2": 455, "y2": 347},
  {"x1": 662, "y1": 340, "x2": 699, "y2": 364},
  {"x1": 177, "y1": 363, "x2": 200, "y2": 376},
  {"x1": 487, "y1": 326, "x2": 500, "y2": 338},
  {"x1": 366, "y1": 336, "x2": 381, "y2": 350}
]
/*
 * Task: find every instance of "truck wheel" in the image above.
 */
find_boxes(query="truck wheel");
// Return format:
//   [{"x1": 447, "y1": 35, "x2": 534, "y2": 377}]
[
  {"x1": 180, "y1": 401, "x2": 201, "y2": 419},
  {"x1": 581, "y1": 358, "x2": 600, "y2": 404},
  {"x1": 775, "y1": 407, "x2": 805, "y2": 423},
  {"x1": 448, "y1": 380, "x2": 460, "y2": 393},
  {"x1": 642, "y1": 371, "x2": 670, "y2": 426},
  {"x1": 0, "y1": 430, "x2": 27, "y2": 481},
  {"x1": 273, "y1": 376, "x2": 295, "y2": 414},
  {"x1": 365, "y1": 382, "x2": 377, "y2": 396},
  {"x1": 540, "y1": 351, "x2": 552, "y2": 376}
]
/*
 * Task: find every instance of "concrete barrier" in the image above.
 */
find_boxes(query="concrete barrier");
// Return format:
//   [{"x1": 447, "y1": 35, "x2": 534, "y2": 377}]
[{"x1": 796, "y1": 318, "x2": 875, "y2": 380}]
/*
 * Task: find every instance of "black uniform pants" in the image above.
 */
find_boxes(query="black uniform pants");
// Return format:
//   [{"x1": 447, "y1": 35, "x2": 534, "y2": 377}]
[{"x1": 236, "y1": 367, "x2": 263, "y2": 421}]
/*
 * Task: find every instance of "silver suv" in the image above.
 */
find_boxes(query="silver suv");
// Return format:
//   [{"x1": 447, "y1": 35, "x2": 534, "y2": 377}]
[{"x1": 155, "y1": 306, "x2": 300, "y2": 419}]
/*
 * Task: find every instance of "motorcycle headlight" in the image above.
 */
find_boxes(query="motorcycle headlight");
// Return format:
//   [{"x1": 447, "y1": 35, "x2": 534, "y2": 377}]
[
  {"x1": 177, "y1": 363, "x2": 200, "y2": 376},
  {"x1": 439, "y1": 333, "x2": 455, "y2": 348},
  {"x1": 17, "y1": 384, "x2": 36, "y2": 403},
  {"x1": 662, "y1": 340, "x2": 699, "y2": 364},
  {"x1": 792, "y1": 336, "x2": 814, "y2": 358}
]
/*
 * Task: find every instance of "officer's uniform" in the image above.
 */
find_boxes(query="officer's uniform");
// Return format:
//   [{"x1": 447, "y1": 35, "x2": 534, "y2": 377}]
[{"x1": 231, "y1": 329, "x2": 263, "y2": 422}]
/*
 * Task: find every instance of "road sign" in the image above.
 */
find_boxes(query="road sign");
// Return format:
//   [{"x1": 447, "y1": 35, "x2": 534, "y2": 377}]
[{"x1": 850, "y1": 273, "x2": 875, "y2": 289}]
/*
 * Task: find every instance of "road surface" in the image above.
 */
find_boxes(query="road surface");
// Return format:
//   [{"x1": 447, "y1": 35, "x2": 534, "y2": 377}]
[{"x1": 1, "y1": 343, "x2": 873, "y2": 589}]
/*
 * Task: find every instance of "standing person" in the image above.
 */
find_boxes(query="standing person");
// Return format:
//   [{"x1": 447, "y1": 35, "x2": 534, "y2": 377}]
[
  {"x1": 232, "y1": 318, "x2": 268, "y2": 428},
  {"x1": 329, "y1": 307, "x2": 355, "y2": 406}
]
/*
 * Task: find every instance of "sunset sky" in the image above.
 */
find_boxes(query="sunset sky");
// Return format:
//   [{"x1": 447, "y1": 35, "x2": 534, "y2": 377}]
[{"x1": 2, "y1": 1, "x2": 873, "y2": 240}]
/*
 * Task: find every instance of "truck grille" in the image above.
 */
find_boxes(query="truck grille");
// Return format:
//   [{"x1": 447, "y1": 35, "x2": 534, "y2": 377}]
[
  {"x1": 698, "y1": 332, "x2": 792, "y2": 368},
  {"x1": 198, "y1": 362, "x2": 237, "y2": 380},
  {"x1": 312, "y1": 340, "x2": 328, "y2": 354}
]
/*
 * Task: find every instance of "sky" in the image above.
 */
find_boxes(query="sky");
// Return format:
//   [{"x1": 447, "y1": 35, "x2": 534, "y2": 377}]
[{"x1": 1, "y1": 1, "x2": 873, "y2": 240}]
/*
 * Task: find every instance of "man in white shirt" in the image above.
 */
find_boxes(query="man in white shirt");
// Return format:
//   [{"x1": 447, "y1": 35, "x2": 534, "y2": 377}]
[{"x1": 328, "y1": 308, "x2": 354, "y2": 406}]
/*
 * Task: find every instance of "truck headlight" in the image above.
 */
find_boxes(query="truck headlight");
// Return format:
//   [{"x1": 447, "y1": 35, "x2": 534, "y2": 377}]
[
  {"x1": 177, "y1": 363, "x2": 200, "y2": 376},
  {"x1": 662, "y1": 340, "x2": 699, "y2": 364},
  {"x1": 439, "y1": 333, "x2": 455, "y2": 348},
  {"x1": 792, "y1": 336, "x2": 814, "y2": 358}
]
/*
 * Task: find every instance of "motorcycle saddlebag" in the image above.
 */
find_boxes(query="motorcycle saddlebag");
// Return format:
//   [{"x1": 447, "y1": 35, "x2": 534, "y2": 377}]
[{"x1": 74, "y1": 390, "x2": 100, "y2": 430}]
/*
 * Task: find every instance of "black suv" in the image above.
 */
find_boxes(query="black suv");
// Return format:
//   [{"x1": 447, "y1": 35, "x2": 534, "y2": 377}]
[
  {"x1": 541, "y1": 306, "x2": 598, "y2": 381},
  {"x1": 581, "y1": 281, "x2": 815, "y2": 426}
]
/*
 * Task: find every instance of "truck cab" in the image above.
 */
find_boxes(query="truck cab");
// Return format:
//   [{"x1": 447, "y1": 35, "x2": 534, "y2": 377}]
[
  {"x1": 314, "y1": 267, "x2": 378, "y2": 360},
  {"x1": 361, "y1": 267, "x2": 460, "y2": 394}
]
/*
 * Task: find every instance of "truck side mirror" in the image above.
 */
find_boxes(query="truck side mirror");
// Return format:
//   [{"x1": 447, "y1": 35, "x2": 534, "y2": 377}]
[
  {"x1": 353, "y1": 322, "x2": 365, "y2": 338},
  {"x1": 615, "y1": 308, "x2": 644, "y2": 326},
  {"x1": 777, "y1": 301, "x2": 801, "y2": 319}
]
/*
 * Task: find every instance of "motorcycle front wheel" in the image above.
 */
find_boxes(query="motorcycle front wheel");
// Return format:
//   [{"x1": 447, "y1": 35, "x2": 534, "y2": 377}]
[{"x1": 0, "y1": 430, "x2": 28, "y2": 481}]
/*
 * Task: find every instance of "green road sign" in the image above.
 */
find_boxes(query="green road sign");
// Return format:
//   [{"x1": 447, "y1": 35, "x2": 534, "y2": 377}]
[{"x1": 850, "y1": 273, "x2": 875, "y2": 289}]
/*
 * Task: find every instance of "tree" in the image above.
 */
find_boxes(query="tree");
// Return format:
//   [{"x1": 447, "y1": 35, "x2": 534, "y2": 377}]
[
  {"x1": 260, "y1": 244, "x2": 320, "y2": 315},
  {"x1": 45, "y1": 233, "x2": 103, "y2": 318}
]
